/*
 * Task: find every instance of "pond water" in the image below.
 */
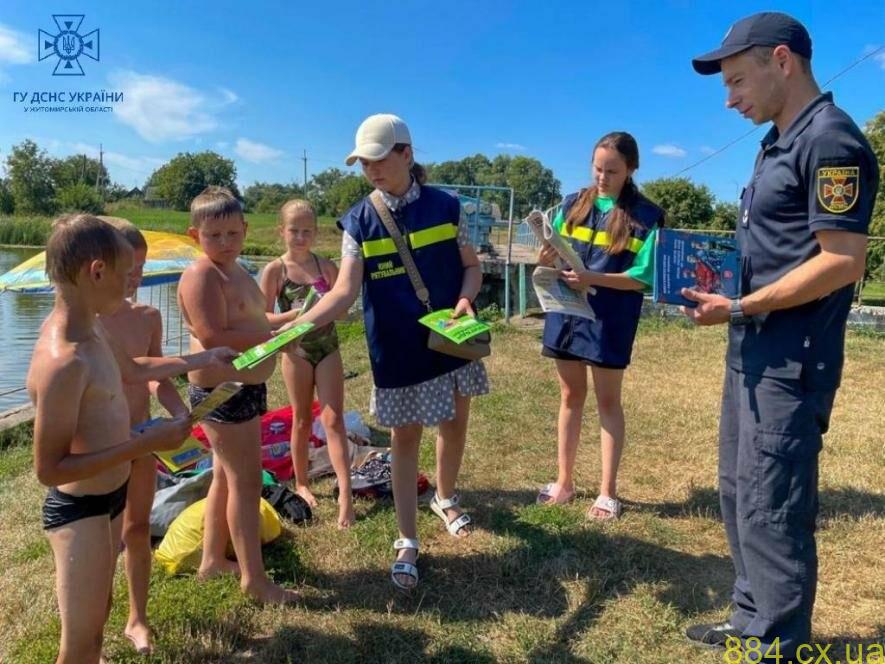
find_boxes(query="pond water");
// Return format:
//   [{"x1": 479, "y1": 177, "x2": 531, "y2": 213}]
[{"x1": 0, "y1": 247, "x2": 199, "y2": 413}]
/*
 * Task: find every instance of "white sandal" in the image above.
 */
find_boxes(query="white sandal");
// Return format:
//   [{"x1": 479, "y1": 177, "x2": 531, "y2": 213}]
[
  {"x1": 588, "y1": 495, "x2": 622, "y2": 520},
  {"x1": 390, "y1": 537, "x2": 419, "y2": 590},
  {"x1": 430, "y1": 492, "x2": 472, "y2": 537}
]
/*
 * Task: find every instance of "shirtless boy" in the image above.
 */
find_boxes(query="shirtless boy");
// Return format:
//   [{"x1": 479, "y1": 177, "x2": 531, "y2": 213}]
[
  {"x1": 28, "y1": 214, "x2": 235, "y2": 663},
  {"x1": 178, "y1": 186, "x2": 298, "y2": 604},
  {"x1": 97, "y1": 217, "x2": 189, "y2": 655}
]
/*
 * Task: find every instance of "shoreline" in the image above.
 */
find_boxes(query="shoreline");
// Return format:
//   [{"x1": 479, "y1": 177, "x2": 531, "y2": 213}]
[{"x1": 0, "y1": 242, "x2": 282, "y2": 261}]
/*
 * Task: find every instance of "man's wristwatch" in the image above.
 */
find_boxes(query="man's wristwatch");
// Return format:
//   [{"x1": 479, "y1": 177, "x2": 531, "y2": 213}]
[{"x1": 729, "y1": 298, "x2": 751, "y2": 326}]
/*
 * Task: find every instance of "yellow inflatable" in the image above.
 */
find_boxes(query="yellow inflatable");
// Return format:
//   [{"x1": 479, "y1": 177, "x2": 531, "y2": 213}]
[{"x1": 155, "y1": 497, "x2": 282, "y2": 574}]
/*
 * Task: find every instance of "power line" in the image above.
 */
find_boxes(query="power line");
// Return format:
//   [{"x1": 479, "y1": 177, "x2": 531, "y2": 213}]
[
  {"x1": 671, "y1": 127, "x2": 761, "y2": 177},
  {"x1": 820, "y1": 45, "x2": 884, "y2": 87},
  {"x1": 671, "y1": 44, "x2": 884, "y2": 178}
]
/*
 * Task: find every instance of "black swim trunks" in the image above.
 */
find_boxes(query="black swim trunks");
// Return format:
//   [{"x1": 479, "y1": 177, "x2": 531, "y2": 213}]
[
  {"x1": 187, "y1": 382, "x2": 267, "y2": 424},
  {"x1": 42, "y1": 480, "x2": 129, "y2": 531}
]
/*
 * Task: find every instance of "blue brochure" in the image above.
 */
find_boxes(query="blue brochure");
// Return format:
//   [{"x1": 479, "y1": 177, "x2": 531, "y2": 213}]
[{"x1": 653, "y1": 229, "x2": 740, "y2": 306}]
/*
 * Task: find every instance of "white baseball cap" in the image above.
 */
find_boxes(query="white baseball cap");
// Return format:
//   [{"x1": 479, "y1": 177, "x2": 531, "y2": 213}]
[{"x1": 345, "y1": 114, "x2": 412, "y2": 166}]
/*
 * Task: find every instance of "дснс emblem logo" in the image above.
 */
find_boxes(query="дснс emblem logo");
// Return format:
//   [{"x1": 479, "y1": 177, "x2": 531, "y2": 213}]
[{"x1": 38, "y1": 14, "x2": 100, "y2": 76}]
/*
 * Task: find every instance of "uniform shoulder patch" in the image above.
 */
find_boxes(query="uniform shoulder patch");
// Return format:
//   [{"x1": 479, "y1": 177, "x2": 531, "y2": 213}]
[{"x1": 816, "y1": 166, "x2": 859, "y2": 214}]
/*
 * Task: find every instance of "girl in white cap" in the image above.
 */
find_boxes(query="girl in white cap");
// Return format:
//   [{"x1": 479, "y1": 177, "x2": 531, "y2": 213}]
[{"x1": 281, "y1": 113, "x2": 489, "y2": 590}]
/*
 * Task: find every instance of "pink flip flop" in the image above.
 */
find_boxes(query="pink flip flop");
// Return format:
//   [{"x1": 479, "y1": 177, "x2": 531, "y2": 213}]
[{"x1": 536, "y1": 483, "x2": 575, "y2": 505}]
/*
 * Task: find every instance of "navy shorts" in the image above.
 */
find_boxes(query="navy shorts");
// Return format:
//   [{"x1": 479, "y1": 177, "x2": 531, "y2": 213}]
[
  {"x1": 43, "y1": 480, "x2": 129, "y2": 530},
  {"x1": 188, "y1": 382, "x2": 267, "y2": 424},
  {"x1": 541, "y1": 345, "x2": 626, "y2": 371}
]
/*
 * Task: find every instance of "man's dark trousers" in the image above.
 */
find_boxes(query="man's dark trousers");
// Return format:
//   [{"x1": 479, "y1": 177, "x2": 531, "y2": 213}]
[{"x1": 718, "y1": 367, "x2": 837, "y2": 657}]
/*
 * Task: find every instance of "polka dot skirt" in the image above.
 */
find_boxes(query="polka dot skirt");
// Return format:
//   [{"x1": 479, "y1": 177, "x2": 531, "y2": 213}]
[{"x1": 370, "y1": 360, "x2": 490, "y2": 428}]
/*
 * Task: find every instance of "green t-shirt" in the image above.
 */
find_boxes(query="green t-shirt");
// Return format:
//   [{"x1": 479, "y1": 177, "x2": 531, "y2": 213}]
[
  {"x1": 624, "y1": 227, "x2": 657, "y2": 291},
  {"x1": 595, "y1": 195, "x2": 615, "y2": 213},
  {"x1": 551, "y1": 195, "x2": 615, "y2": 233},
  {"x1": 551, "y1": 209, "x2": 563, "y2": 233}
]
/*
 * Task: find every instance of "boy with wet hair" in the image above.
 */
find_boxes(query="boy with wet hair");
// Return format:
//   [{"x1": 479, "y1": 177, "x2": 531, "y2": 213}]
[
  {"x1": 178, "y1": 186, "x2": 298, "y2": 603},
  {"x1": 96, "y1": 216, "x2": 189, "y2": 655},
  {"x1": 28, "y1": 214, "x2": 234, "y2": 663}
]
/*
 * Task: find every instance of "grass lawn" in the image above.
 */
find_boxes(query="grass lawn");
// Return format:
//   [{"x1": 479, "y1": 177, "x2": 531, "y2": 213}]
[
  {"x1": 860, "y1": 280, "x2": 885, "y2": 307},
  {"x1": 0, "y1": 320, "x2": 882, "y2": 663},
  {"x1": 0, "y1": 207, "x2": 343, "y2": 258}
]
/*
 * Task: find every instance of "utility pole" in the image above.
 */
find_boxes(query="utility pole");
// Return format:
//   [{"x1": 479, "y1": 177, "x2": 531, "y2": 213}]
[
  {"x1": 302, "y1": 149, "x2": 308, "y2": 190},
  {"x1": 95, "y1": 143, "x2": 104, "y2": 195}
]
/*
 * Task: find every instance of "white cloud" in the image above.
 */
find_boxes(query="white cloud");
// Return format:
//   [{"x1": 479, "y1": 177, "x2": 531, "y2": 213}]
[
  {"x1": 652, "y1": 144, "x2": 688, "y2": 158},
  {"x1": 218, "y1": 88, "x2": 239, "y2": 104},
  {"x1": 0, "y1": 24, "x2": 31, "y2": 65},
  {"x1": 496, "y1": 142, "x2": 526, "y2": 151},
  {"x1": 109, "y1": 70, "x2": 237, "y2": 143},
  {"x1": 863, "y1": 44, "x2": 885, "y2": 70},
  {"x1": 0, "y1": 23, "x2": 32, "y2": 84},
  {"x1": 700, "y1": 145, "x2": 716, "y2": 155},
  {"x1": 235, "y1": 138, "x2": 284, "y2": 163},
  {"x1": 44, "y1": 140, "x2": 164, "y2": 179},
  {"x1": 104, "y1": 152, "x2": 165, "y2": 174}
]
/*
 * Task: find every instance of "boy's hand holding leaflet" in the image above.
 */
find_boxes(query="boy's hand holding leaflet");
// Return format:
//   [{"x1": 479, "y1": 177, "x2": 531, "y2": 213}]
[
  {"x1": 133, "y1": 416, "x2": 193, "y2": 453},
  {"x1": 205, "y1": 346, "x2": 240, "y2": 368},
  {"x1": 135, "y1": 382, "x2": 244, "y2": 472}
]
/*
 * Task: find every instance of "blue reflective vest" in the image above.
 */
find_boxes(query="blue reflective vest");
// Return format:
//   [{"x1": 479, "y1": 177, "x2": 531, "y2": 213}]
[
  {"x1": 542, "y1": 190, "x2": 664, "y2": 367},
  {"x1": 339, "y1": 186, "x2": 470, "y2": 388}
]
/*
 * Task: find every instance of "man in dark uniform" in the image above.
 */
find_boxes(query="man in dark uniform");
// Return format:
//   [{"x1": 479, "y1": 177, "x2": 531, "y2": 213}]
[{"x1": 683, "y1": 12, "x2": 879, "y2": 659}]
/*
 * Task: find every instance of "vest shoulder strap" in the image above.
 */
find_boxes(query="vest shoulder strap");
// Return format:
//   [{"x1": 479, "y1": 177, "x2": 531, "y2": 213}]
[{"x1": 368, "y1": 191, "x2": 432, "y2": 311}]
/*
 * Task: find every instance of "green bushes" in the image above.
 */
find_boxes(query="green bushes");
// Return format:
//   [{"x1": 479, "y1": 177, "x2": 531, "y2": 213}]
[
  {"x1": 0, "y1": 217, "x2": 51, "y2": 246},
  {"x1": 55, "y1": 184, "x2": 105, "y2": 215}
]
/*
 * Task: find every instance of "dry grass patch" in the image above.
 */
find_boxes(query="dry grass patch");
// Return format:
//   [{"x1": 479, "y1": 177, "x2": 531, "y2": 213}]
[{"x1": 0, "y1": 319, "x2": 882, "y2": 662}]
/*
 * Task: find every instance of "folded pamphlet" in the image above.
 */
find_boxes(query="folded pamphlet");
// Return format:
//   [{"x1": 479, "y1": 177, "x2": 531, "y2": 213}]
[
  {"x1": 153, "y1": 437, "x2": 211, "y2": 474},
  {"x1": 525, "y1": 209, "x2": 585, "y2": 273},
  {"x1": 418, "y1": 309, "x2": 491, "y2": 344},
  {"x1": 134, "y1": 381, "x2": 242, "y2": 472},
  {"x1": 232, "y1": 322, "x2": 316, "y2": 370},
  {"x1": 531, "y1": 266, "x2": 596, "y2": 320},
  {"x1": 187, "y1": 381, "x2": 243, "y2": 423}
]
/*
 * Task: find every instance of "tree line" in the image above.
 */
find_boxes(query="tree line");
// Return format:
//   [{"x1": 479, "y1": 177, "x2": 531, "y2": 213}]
[
  {"x1": 0, "y1": 139, "x2": 739, "y2": 225},
  {"x1": 1, "y1": 111, "x2": 882, "y2": 276}
]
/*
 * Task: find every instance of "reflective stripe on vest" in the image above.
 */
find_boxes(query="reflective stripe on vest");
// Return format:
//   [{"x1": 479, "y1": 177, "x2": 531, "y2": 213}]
[
  {"x1": 361, "y1": 222, "x2": 458, "y2": 258},
  {"x1": 558, "y1": 225, "x2": 644, "y2": 254},
  {"x1": 362, "y1": 237, "x2": 397, "y2": 258}
]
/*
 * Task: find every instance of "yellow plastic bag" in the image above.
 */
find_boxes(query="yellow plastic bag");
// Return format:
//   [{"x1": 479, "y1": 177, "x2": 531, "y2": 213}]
[{"x1": 155, "y1": 497, "x2": 282, "y2": 574}]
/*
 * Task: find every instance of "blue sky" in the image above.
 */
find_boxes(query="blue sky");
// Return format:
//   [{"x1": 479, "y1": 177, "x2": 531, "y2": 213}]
[{"x1": 0, "y1": 0, "x2": 882, "y2": 206}]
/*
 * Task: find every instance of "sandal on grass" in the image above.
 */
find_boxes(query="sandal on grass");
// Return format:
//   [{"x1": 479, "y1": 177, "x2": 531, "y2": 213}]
[
  {"x1": 536, "y1": 483, "x2": 575, "y2": 505},
  {"x1": 390, "y1": 537, "x2": 419, "y2": 591},
  {"x1": 587, "y1": 495, "x2": 622, "y2": 520},
  {"x1": 430, "y1": 493, "x2": 472, "y2": 537}
]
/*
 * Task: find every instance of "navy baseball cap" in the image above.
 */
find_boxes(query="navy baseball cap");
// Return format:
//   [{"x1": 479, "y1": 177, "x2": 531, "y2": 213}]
[{"x1": 692, "y1": 12, "x2": 812, "y2": 75}]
